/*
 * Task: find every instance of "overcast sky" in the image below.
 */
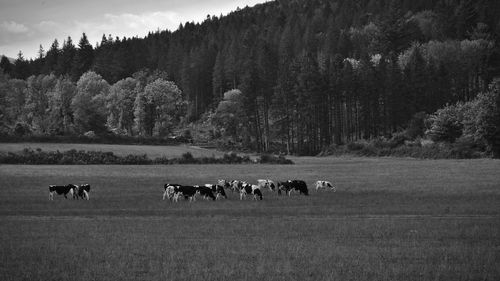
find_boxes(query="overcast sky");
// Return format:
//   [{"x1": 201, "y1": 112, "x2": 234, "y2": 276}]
[{"x1": 0, "y1": 0, "x2": 268, "y2": 59}]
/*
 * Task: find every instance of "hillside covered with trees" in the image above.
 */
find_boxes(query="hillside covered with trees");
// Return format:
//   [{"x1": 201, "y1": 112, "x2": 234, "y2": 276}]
[{"x1": 1, "y1": 0, "x2": 500, "y2": 157}]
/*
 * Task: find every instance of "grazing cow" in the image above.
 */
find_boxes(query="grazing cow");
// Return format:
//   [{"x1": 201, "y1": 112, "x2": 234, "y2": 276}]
[
  {"x1": 277, "y1": 180, "x2": 309, "y2": 196},
  {"x1": 163, "y1": 184, "x2": 180, "y2": 200},
  {"x1": 217, "y1": 179, "x2": 232, "y2": 191},
  {"x1": 277, "y1": 181, "x2": 292, "y2": 196},
  {"x1": 257, "y1": 179, "x2": 276, "y2": 192},
  {"x1": 173, "y1": 185, "x2": 199, "y2": 202},
  {"x1": 197, "y1": 185, "x2": 216, "y2": 200},
  {"x1": 205, "y1": 184, "x2": 227, "y2": 200},
  {"x1": 48, "y1": 184, "x2": 76, "y2": 200},
  {"x1": 75, "y1": 184, "x2": 91, "y2": 200},
  {"x1": 315, "y1": 180, "x2": 336, "y2": 192},
  {"x1": 231, "y1": 180, "x2": 244, "y2": 192},
  {"x1": 289, "y1": 180, "x2": 308, "y2": 196},
  {"x1": 240, "y1": 182, "x2": 263, "y2": 200}
]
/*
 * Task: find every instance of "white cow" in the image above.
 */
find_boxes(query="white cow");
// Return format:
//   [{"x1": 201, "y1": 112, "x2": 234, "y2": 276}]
[
  {"x1": 257, "y1": 179, "x2": 276, "y2": 192},
  {"x1": 315, "y1": 180, "x2": 336, "y2": 192},
  {"x1": 163, "y1": 184, "x2": 178, "y2": 200}
]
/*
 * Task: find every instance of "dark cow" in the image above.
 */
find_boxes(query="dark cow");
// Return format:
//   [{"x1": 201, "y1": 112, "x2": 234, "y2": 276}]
[
  {"x1": 48, "y1": 184, "x2": 76, "y2": 200},
  {"x1": 277, "y1": 180, "x2": 308, "y2": 196},
  {"x1": 205, "y1": 184, "x2": 227, "y2": 200},
  {"x1": 277, "y1": 181, "x2": 292, "y2": 196},
  {"x1": 163, "y1": 183, "x2": 180, "y2": 200},
  {"x1": 289, "y1": 180, "x2": 309, "y2": 196},
  {"x1": 197, "y1": 185, "x2": 216, "y2": 200},
  {"x1": 173, "y1": 185, "x2": 199, "y2": 202},
  {"x1": 75, "y1": 184, "x2": 91, "y2": 200},
  {"x1": 240, "y1": 182, "x2": 263, "y2": 200}
]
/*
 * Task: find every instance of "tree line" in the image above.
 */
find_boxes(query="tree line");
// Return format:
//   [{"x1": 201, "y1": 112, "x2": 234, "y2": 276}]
[
  {"x1": 0, "y1": 70, "x2": 185, "y2": 138},
  {"x1": 1, "y1": 0, "x2": 500, "y2": 155}
]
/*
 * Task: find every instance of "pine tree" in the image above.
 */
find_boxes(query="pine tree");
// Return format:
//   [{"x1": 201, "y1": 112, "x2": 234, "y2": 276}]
[
  {"x1": 43, "y1": 39, "x2": 60, "y2": 74},
  {"x1": 56, "y1": 37, "x2": 76, "y2": 76},
  {"x1": 0, "y1": 56, "x2": 12, "y2": 75},
  {"x1": 71, "y1": 33, "x2": 94, "y2": 81}
]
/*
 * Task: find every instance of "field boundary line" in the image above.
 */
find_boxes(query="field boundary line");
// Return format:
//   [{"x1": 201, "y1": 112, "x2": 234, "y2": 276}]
[{"x1": 1, "y1": 214, "x2": 499, "y2": 221}]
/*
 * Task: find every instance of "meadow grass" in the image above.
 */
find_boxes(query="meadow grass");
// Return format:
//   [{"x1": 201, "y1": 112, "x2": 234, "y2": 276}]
[
  {"x1": 0, "y1": 157, "x2": 499, "y2": 280},
  {"x1": 0, "y1": 142, "x2": 225, "y2": 158}
]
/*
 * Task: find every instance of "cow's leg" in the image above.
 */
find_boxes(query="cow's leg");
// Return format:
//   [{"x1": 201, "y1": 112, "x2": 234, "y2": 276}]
[
  {"x1": 163, "y1": 190, "x2": 167, "y2": 200},
  {"x1": 49, "y1": 191, "x2": 53, "y2": 200},
  {"x1": 83, "y1": 190, "x2": 89, "y2": 200}
]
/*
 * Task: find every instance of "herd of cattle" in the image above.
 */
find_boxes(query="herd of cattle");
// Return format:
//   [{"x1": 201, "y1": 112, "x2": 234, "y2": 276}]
[
  {"x1": 48, "y1": 184, "x2": 91, "y2": 200},
  {"x1": 162, "y1": 179, "x2": 336, "y2": 202},
  {"x1": 48, "y1": 180, "x2": 336, "y2": 201}
]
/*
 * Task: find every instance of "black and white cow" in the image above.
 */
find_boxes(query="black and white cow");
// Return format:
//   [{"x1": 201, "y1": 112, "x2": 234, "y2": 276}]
[
  {"x1": 277, "y1": 180, "x2": 309, "y2": 196},
  {"x1": 163, "y1": 183, "x2": 180, "y2": 200},
  {"x1": 48, "y1": 184, "x2": 76, "y2": 200},
  {"x1": 277, "y1": 181, "x2": 290, "y2": 196},
  {"x1": 240, "y1": 182, "x2": 263, "y2": 200},
  {"x1": 205, "y1": 184, "x2": 227, "y2": 200},
  {"x1": 75, "y1": 184, "x2": 91, "y2": 200},
  {"x1": 231, "y1": 180, "x2": 244, "y2": 193},
  {"x1": 217, "y1": 179, "x2": 232, "y2": 192},
  {"x1": 197, "y1": 185, "x2": 216, "y2": 200},
  {"x1": 172, "y1": 185, "x2": 199, "y2": 202},
  {"x1": 257, "y1": 179, "x2": 276, "y2": 192},
  {"x1": 289, "y1": 180, "x2": 308, "y2": 196},
  {"x1": 315, "y1": 180, "x2": 336, "y2": 192}
]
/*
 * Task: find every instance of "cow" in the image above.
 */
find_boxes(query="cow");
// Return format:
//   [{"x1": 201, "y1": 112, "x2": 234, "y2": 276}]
[
  {"x1": 289, "y1": 180, "x2": 308, "y2": 196},
  {"x1": 172, "y1": 185, "x2": 199, "y2": 202},
  {"x1": 315, "y1": 180, "x2": 336, "y2": 192},
  {"x1": 75, "y1": 184, "x2": 91, "y2": 200},
  {"x1": 163, "y1": 183, "x2": 180, "y2": 200},
  {"x1": 231, "y1": 180, "x2": 244, "y2": 192},
  {"x1": 257, "y1": 179, "x2": 276, "y2": 192},
  {"x1": 48, "y1": 184, "x2": 76, "y2": 200},
  {"x1": 205, "y1": 184, "x2": 227, "y2": 200},
  {"x1": 277, "y1": 180, "x2": 309, "y2": 196},
  {"x1": 240, "y1": 182, "x2": 263, "y2": 200},
  {"x1": 217, "y1": 179, "x2": 232, "y2": 191},
  {"x1": 197, "y1": 185, "x2": 216, "y2": 200}
]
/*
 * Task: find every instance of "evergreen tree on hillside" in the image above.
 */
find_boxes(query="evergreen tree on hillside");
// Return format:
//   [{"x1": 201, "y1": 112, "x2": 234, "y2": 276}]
[
  {"x1": 71, "y1": 33, "x2": 94, "y2": 81},
  {"x1": 56, "y1": 37, "x2": 76, "y2": 76},
  {"x1": 0, "y1": 56, "x2": 12, "y2": 75},
  {"x1": 43, "y1": 39, "x2": 59, "y2": 74}
]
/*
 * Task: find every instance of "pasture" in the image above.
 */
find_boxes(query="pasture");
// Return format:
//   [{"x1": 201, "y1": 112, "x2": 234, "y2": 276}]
[
  {"x1": 0, "y1": 142, "x2": 225, "y2": 158},
  {"x1": 1, "y1": 156, "x2": 499, "y2": 280}
]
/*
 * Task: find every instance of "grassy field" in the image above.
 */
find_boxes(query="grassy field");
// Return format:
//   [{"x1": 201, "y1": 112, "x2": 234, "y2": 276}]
[
  {"x1": 0, "y1": 142, "x2": 226, "y2": 158},
  {"x1": 0, "y1": 156, "x2": 499, "y2": 280}
]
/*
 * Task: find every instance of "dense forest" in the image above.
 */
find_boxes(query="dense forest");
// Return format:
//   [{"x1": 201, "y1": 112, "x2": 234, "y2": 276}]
[{"x1": 1, "y1": 0, "x2": 500, "y2": 156}]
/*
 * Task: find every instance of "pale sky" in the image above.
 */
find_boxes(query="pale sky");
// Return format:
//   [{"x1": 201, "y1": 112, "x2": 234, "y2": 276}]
[{"x1": 0, "y1": 0, "x2": 269, "y2": 59}]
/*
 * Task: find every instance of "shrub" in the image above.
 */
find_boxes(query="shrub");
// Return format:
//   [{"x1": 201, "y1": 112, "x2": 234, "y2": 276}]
[{"x1": 258, "y1": 154, "x2": 294, "y2": 164}]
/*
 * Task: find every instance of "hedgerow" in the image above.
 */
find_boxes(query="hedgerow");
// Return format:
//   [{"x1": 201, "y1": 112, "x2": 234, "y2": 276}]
[{"x1": 0, "y1": 149, "x2": 294, "y2": 165}]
